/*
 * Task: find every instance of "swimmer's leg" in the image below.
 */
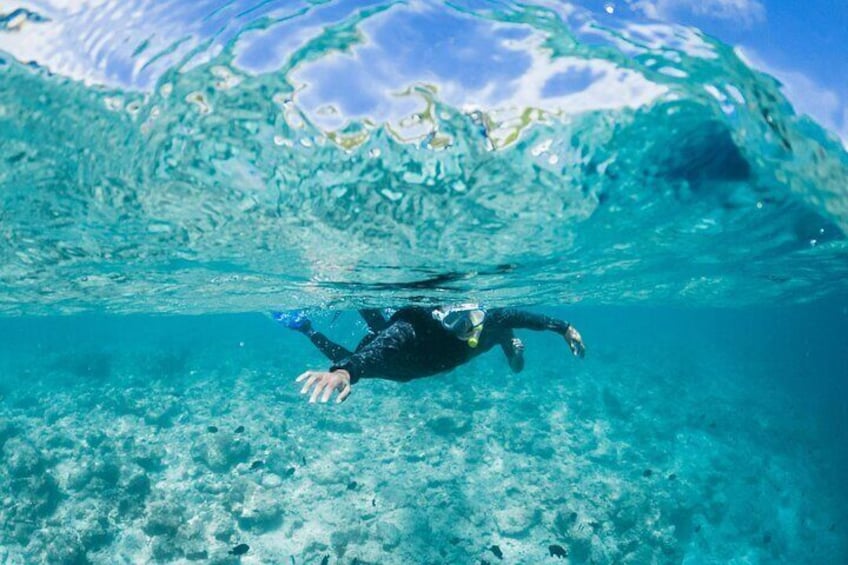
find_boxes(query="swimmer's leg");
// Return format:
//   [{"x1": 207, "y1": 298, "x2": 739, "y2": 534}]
[
  {"x1": 359, "y1": 309, "x2": 389, "y2": 332},
  {"x1": 273, "y1": 310, "x2": 353, "y2": 363},
  {"x1": 351, "y1": 309, "x2": 394, "y2": 354},
  {"x1": 303, "y1": 329, "x2": 353, "y2": 363}
]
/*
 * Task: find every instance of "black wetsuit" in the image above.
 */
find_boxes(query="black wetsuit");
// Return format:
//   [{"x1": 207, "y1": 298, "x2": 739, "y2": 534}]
[{"x1": 302, "y1": 307, "x2": 572, "y2": 383}]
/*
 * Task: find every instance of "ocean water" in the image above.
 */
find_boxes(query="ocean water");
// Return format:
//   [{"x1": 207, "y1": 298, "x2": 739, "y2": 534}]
[{"x1": 1, "y1": 0, "x2": 847, "y2": 563}]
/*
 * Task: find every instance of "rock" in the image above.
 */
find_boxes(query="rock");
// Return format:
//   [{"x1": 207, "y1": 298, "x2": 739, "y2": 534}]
[
  {"x1": 212, "y1": 515, "x2": 236, "y2": 542},
  {"x1": 262, "y1": 447, "x2": 300, "y2": 478},
  {"x1": 236, "y1": 487, "x2": 284, "y2": 532},
  {"x1": 143, "y1": 397, "x2": 181, "y2": 428},
  {"x1": 330, "y1": 528, "x2": 361, "y2": 557},
  {"x1": 151, "y1": 536, "x2": 182, "y2": 561},
  {"x1": 67, "y1": 464, "x2": 93, "y2": 491},
  {"x1": 119, "y1": 471, "x2": 151, "y2": 517},
  {"x1": 489, "y1": 544, "x2": 503, "y2": 559},
  {"x1": 261, "y1": 473, "x2": 282, "y2": 488},
  {"x1": 41, "y1": 529, "x2": 87, "y2": 564},
  {"x1": 377, "y1": 521, "x2": 401, "y2": 550},
  {"x1": 30, "y1": 473, "x2": 61, "y2": 518},
  {"x1": 133, "y1": 448, "x2": 165, "y2": 473},
  {"x1": 125, "y1": 472, "x2": 151, "y2": 498},
  {"x1": 192, "y1": 433, "x2": 251, "y2": 473},
  {"x1": 0, "y1": 420, "x2": 19, "y2": 450},
  {"x1": 553, "y1": 510, "x2": 579, "y2": 536},
  {"x1": 4, "y1": 438, "x2": 44, "y2": 478},
  {"x1": 568, "y1": 537, "x2": 592, "y2": 562},
  {"x1": 494, "y1": 506, "x2": 540, "y2": 538},
  {"x1": 91, "y1": 459, "x2": 121, "y2": 486},
  {"x1": 85, "y1": 430, "x2": 108, "y2": 448},
  {"x1": 426, "y1": 415, "x2": 471, "y2": 437},
  {"x1": 80, "y1": 515, "x2": 114, "y2": 552},
  {"x1": 143, "y1": 501, "x2": 182, "y2": 537}
]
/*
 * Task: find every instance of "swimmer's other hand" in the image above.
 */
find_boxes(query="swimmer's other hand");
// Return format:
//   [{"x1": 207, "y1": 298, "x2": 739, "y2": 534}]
[
  {"x1": 564, "y1": 325, "x2": 586, "y2": 358},
  {"x1": 296, "y1": 369, "x2": 352, "y2": 403}
]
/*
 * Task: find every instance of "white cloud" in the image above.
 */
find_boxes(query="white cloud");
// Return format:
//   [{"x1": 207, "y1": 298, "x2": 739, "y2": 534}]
[
  {"x1": 290, "y1": 23, "x2": 667, "y2": 146},
  {"x1": 629, "y1": 0, "x2": 766, "y2": 27},
  {"x1": 738, "y1": 47, "x2": 848, "y2": 148}
]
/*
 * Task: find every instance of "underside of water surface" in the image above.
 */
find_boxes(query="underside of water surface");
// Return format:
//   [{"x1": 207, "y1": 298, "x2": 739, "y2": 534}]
[
  {"x1": 1, "y1": 0, "x2": 847, "y2": 313},
  {"x1": 1, "y1": 0, "x2": 847, "y2": 564}
]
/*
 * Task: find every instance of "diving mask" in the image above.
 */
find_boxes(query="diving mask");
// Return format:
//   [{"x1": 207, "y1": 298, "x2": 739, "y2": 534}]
[{"x1": 433, "y1": 305, "x2": 486, "y2": 347}]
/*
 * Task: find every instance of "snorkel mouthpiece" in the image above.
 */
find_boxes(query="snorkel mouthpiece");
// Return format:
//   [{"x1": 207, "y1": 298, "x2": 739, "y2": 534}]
[
  {"x1": 467, "y1": 326, "x2": 482, "y2": 348},
  {"x1": 465, "y1": 311, "x2": 485, "y2": 347}
]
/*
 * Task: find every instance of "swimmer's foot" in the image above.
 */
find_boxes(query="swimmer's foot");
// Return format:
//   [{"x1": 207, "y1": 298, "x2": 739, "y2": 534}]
[{"x1": 272, "y1": 310, "x2": 312, "y2": 333}]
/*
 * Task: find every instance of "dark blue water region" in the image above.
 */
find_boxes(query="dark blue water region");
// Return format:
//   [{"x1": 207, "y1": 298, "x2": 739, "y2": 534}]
[{"x1": 0, "y1": 303, "x2": 846, "y2": 563}]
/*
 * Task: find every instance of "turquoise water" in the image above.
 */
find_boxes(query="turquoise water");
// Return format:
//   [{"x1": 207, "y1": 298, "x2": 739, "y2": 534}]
[
  {"x1": 1, "y1": 0, "x2": 847, "y2": 562},
  {"x1": 1, "y1": 308, "x2": 846, "y2": 563}
]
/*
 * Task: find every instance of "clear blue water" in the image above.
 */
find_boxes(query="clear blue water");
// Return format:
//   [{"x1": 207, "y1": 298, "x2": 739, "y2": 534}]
[{"x1": 1, "y1": 0, "x2": 847, "y2": 563}]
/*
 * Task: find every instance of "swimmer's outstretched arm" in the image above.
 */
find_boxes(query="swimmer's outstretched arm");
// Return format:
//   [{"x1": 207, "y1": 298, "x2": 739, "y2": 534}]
[
  {"x1": 489, "y1": 309, "x2": 586, "y2": 358},
  {"x1": 295, "y1": 321, "x2": 416, "y2": 403}
]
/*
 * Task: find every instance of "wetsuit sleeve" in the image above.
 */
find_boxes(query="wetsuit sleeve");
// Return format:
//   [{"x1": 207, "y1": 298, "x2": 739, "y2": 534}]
[
  {"x1": 489, "y1": 309, "x2": 571, "y2": 335},
  {"x1": 329, "y1": 321, "x2": 416, "y2": 384}
]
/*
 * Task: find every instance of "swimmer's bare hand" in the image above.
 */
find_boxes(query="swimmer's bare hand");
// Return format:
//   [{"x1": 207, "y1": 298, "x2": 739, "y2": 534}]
[
  {"x1": 296, "y1": 369, "x2": 352, "y2": 403},
  {"x1": 564, "y1": 325, "x2": 586, "y2": 358},
  {"x1": 511, "y1": 337, "x2": 525, "y2": 353}
]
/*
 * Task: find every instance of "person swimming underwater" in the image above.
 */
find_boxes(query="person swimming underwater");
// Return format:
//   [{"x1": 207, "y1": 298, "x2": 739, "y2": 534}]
[{"x1": 274, "y1": 305, "x2": 585, "y2": 403}]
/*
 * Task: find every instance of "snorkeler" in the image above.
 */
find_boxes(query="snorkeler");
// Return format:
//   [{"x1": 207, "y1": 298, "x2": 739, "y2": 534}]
[{"x1": 274, "y1": 305, "x2": 586, "y2": 403}]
